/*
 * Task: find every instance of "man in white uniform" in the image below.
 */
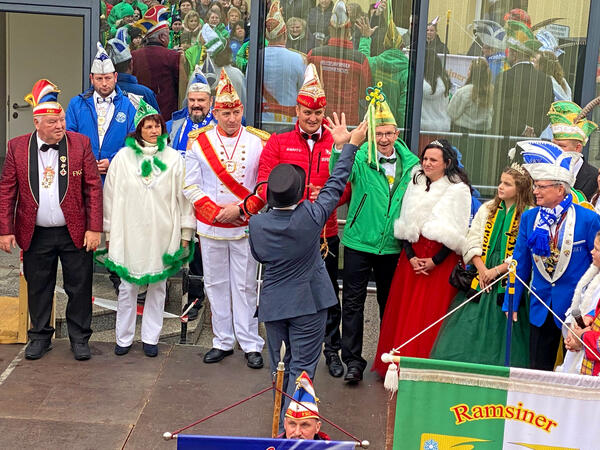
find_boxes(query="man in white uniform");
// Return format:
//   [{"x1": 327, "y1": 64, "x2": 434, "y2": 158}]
[{"x1": 184, "y1": 69, "x2": 268, "y2": 369}]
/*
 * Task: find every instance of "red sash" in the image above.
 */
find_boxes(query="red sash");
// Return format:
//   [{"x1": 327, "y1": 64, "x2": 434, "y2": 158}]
[{"x1": 194, "y1": 131, "x2": 264, "y2": 227}]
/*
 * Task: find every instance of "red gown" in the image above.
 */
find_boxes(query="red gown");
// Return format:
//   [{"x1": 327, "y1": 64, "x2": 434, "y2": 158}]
[{"x1": 373, "y1": 236, "x2": 459, "y2": 377}]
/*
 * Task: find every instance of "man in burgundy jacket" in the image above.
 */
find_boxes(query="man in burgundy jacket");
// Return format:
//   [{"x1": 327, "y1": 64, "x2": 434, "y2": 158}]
[
  {"x1": 307, "y1": 0, "x2": 371, "y2": 126},
  {"x1": 0, "y1": 80, "x2": 103, "y2": 361},
  {"x1": 132, "y1": 5, "x2": 182, "y2": 122},
  {"x1": 257, "y1": 64, "x2": 347, "y2": 379}
]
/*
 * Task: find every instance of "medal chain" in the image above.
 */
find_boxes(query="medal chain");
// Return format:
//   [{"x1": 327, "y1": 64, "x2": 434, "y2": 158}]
[
  {"x1": 39, "y1": 148, "x2": 57, "y2": 189},
  {"x1": 215, "y1": 128, "x2": 243, "y2": 163}
]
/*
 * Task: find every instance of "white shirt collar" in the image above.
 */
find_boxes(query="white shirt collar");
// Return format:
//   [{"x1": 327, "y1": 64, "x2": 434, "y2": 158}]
[{"x1": 93, "y1": 89, "x2": 117, "y2": 103}]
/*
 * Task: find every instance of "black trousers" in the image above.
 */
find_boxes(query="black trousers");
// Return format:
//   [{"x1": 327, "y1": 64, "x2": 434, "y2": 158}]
[
  {"x1": 22, "y1": 226, "x2": 93, "y2": 343},
  {"x1": 322, "y1": 235, "x2": 341, "y2": 357},
  {"x1": 529, "y1": 311, "x2": 562, "y2": 371},
  {"x1": 188, "y1": 240, "x2": 205, "y2": 303},
  {"x1": 341, "y1": 247, "x2": 399, "y2": 371}
]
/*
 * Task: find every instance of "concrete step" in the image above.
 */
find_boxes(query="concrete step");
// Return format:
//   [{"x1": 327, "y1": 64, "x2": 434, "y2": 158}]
[
  {"x1": 54, "y1": 272, "x2": 190, "y2": 337},
  {"x1": 89, "y1": 303, "x2": 206, "y2": 345}
]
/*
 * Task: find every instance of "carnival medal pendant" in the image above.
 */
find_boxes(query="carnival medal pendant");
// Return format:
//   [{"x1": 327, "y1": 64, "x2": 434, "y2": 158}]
[
  {"x1": 225, "y1": 160, "x2": 237, "y2": 173},
  {"x1": 41, "y1": 166, "x2": 55, "y2": 189},
  {"x1": 543, "y1": 245, "x2": 560, "y2": 276}
]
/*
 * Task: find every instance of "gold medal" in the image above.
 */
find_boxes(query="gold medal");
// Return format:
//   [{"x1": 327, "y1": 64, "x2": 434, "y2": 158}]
[
  {"x1": 41, "y1": 166, "x2": 55, "y2": 189},
  {"x1": 225, "y1": 160, "x2": 236, "y2": 173}
]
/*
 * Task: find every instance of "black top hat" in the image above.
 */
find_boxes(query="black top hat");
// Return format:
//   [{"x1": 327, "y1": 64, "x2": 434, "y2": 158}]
[{"x1": 267, "y1": 164, "x2": 306, "y2": 208}]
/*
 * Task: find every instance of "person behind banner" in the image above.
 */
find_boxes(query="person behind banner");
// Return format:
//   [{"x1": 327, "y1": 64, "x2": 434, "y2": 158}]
[
  {"x1": 183, "y1": 69, "x2": 268, "y2": 369},
  {"x1": 431, "y1": 165, "x2": 534, "y2": 367},
  {"x1": 0, "y1": 79, "x2": 103, "y2": 361},
  {"x1": 279, "y1": 372, "x2": 331, "y2": 440},
  {"x1": 249, "y1": 117, "x2": 367, "y2": 425},
  {"x1": 330, "y1": 92, "x2": 419, "y2": 384},
  {"x1": 503, "y1": 140, "x2": 600, "y2": 371},
  {"x1": 565, "y1": 231, "x2": 600, "y2": 376},
  {"x1": 98, "y1": 99, "x2": 196, "y2": 357},
  {"x1": 372, "y1": 139, "x2": 472, "y2": 375}
]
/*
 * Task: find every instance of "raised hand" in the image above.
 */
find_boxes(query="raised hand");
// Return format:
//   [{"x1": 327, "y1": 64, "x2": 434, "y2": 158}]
[
  {"x1": 349, "y1": 121, "x2": 368, "y2": 147},
  {"x1": 323, "y1": 112, "x2": 351, "y2": 149},
  {"x1": 355, "y1": 16, "x2": 378, "y2": 37}
]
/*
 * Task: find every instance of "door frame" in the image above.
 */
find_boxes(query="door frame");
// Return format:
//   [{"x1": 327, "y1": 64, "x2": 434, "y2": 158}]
[{"x1": 0, "y1": 0, "x2": 99, "y2": 87}]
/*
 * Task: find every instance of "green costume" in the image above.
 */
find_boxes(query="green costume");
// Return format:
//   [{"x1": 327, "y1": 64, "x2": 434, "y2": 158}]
[
  {"x1": 185, "y1": 43, "x2": 207, "y2": 74},
  {"x1": 235, "y1": 39, "x2": 268, "y2": 74},
  {"x1": 329, "y1": 139, "x2": 419, "y2": 255},
  {"x1": 430, "y1": 201, "x2": 530, "y2": 367},
  {"x1": 108, "y1": 1, "x2": 148, "y2": 32},
  {"x1": 358, "y1": 37, "x2": 409, "y2": 127}
]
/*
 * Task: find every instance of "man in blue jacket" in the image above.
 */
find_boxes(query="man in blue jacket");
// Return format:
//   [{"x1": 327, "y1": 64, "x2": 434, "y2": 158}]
[
  {"x1": 248, "y1": 117, "x2": 366, "y2": 425},
  {"x1": 166, "y1": 67, "x2": 216, "y2": 157},
  {"x1": 66, "y1": 42, "x2": 136, "y2": 177},
  {"x1": 504, "y1": 140, "x2": 600, "y2": 371}
]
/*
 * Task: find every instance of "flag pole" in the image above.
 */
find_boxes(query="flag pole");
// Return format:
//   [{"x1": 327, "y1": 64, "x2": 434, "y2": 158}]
[
  {"x1": 504, "y1": 261, "x2": 518, "y2": 366},
  {"x1": 271, "y1": 343, "x2": 286, "y2": 437}
]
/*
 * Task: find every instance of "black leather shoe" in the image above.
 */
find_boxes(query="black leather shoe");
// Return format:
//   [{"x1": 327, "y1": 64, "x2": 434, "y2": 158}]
[
  {"x1": 143, "y1": 343, "x2": 158, "y2": 357},
  {"x1": 203, "y1": 348, "x2": 233, "y2": 363},
  {"x1": 245, "y1": 352, "x2": 264, "y2": 369},
  {"x1": 25, "y1": 340, "x2": 52, "y2": 360},
  {"x1": 114, "y1": 344, "x2": 132, "y2": 356},
  {"x1": 326, "y1": 353, "x2": 344, "y2": 377},
  {"x1": 71, "y1": 342, "x2": 91, "y2": 361},
  {"x1": 344, "y1": 366, "x2": 363, "y2": 383}
]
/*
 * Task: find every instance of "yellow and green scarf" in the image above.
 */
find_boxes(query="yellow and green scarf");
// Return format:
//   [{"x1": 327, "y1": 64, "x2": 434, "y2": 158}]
[{"x1": 470, "y1": 202, "x2": 520, "y2": 293}]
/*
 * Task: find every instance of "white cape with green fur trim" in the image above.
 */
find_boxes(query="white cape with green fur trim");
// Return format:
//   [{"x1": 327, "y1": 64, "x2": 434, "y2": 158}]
[
  {"x1": 394, "y1": 166, "x2": 471, "y2": 254},
  {"x1": 102, "y1": 143, "x2": 196, "y2": 281}
]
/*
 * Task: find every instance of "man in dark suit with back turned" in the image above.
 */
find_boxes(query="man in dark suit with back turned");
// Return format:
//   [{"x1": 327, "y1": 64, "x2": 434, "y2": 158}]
[
  {"x1": 0, "y1": 79, "x2": 103, "y2": 361},
  {"x1": 249, "y1": 115, "x2": 366, "y2": 424},
  {"x1": 492, "y1": 20, "x2": 554, "y2": 137}
]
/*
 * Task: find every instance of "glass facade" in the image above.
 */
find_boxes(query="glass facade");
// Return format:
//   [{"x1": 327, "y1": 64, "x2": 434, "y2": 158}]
[{"x1": 244, "y1": 0, "x2": 599, "y2": 198}]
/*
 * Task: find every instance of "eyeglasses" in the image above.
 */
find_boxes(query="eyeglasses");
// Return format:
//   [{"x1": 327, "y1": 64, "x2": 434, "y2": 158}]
[
  {"x1": 375, "y1": 132, "x2": 397, "y2": 139},
  {"x1": 532, "y1": 183, "x2": 560, "y2": 191}
]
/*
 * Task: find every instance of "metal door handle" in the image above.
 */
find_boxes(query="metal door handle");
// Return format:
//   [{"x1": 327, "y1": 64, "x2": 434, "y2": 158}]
[{"x1": 12, "y1": 103, "x2": 30, "y2": 110}]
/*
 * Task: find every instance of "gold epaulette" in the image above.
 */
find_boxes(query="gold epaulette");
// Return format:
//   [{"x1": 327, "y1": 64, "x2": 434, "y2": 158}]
[
  {"x1": 188, "y1": 124, "x2": 214, "y2": 140},
  {"x1": 186, "y1": 124, "x2": 214, "y2": 150},
  {"x1": 246, "y1": 126, "x2": 271, "y2": 142}
]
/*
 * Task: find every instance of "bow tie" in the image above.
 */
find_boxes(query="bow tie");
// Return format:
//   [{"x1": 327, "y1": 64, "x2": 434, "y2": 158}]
[
  {"x1": 301, "y1": 132, "x2": 320, "y2": 142},
  {"x1": 40, "y1": 143, "x2": 60, "y2": 152},
  {"x1": 379, "y1": 157, "x2": 397, "y2": 164},
  {"x1": 97, "y1": 97, "x2": 112, "y2": 104}
]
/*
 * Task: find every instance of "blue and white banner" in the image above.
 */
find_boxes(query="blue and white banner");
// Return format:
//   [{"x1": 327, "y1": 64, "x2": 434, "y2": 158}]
[{"x1": 177, "y1": 435, "x2": 356, "y2": 449}]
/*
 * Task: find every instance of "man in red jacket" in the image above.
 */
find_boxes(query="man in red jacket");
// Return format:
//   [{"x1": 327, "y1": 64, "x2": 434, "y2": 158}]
[
  {"x1": 257, "y1": 64, "x2": 346, "y2": 378},
  {"x1": 0, "y1": 80, "x2": 103, "y2": 361},
  {"x1": 132, "y1": 5, "x2": 182, "y2": 122},
  {"x1": 307, "y1": 0, "x2": 371, "y2": 126}
]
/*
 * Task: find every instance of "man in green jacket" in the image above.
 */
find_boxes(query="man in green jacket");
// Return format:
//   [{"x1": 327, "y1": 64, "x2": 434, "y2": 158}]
[
  {"x1": 328, "y1": 100, "x2": 418, "y2": 384},
  {"x1": 356, "y1": 9, "x2": 408, "y2": 127}
]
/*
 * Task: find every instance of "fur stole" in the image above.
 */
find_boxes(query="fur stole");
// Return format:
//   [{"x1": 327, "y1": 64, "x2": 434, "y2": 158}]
[
  {"x1": 567, "y1": 263, "x2": 600, "y2": 323},
  {"x1": 394, "y1": 167, "x2": 471, "y2": 254}
]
